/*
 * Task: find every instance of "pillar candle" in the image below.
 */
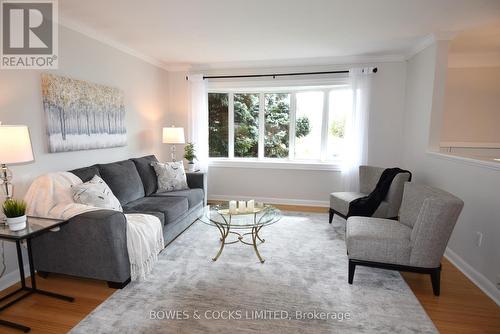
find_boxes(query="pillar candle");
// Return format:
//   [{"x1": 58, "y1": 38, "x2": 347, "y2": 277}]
[
  {"x1": 238, "y1": 200, "x2": 246, "y2": 213},
  {"x1": 229, "y1": 201, "x2": 237, "y2": 214},
  {"x1": 247, "y1": 200, "x2": 255, "y2": 212}
]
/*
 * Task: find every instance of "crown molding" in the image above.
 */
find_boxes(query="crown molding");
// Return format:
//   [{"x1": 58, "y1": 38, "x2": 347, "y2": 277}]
[
  {"x1": 58, "y1": 17, "x2": 179, "y2": 71},
  {"x1": 406, "y1": 31, "x2": 458, "y2": 60},
  {"x1": 189, "y1": 54, "x2": 406, "y2": 72}
]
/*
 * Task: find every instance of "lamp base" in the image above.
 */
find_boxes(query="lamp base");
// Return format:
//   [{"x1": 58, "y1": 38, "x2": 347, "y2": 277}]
[
  {"x1": 170, "y1": 145, "x2": 177, "y2": 162},
  {"x1": 0, "y1": 164, "x2": 12, "y2": 199}
]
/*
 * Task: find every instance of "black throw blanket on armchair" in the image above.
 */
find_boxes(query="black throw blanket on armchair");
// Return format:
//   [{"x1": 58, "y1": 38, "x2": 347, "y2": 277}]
[{"x1": 347, "y1": 168, "x2": 412, "y2": 218}]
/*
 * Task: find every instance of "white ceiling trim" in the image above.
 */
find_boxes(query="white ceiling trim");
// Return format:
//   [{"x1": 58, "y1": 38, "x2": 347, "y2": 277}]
[
  {"x1": 405, "y1": 31, "x2": 457, "y2": 60},
  {"x1": 189, "y1": 54, "x2": 406, "y2": 72}
]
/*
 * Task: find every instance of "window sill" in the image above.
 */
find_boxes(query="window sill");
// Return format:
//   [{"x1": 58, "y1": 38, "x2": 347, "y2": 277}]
[{"x1": 208, "y1": 158, "x2": 342, "y2": 171}]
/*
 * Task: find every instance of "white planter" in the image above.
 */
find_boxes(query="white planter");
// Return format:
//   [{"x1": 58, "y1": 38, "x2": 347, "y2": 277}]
[
  {"x1": 187, "y1": 163, "x2": 196, "y2": 172},
  {"x1": 6, "y1": 215, "x2": 27, "y2": 231}
]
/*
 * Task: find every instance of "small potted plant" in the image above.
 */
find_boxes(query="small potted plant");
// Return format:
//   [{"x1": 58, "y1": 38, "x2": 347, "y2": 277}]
[
  {"x1": 3, "y1": 199, "x2": 27, "y2": 231},
  {"x1": 184, "y1": 142, "x2": 197, "y2": 172}
]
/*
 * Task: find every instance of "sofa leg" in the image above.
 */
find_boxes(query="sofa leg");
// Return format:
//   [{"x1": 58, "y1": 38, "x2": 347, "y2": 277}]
[
  {"x1": 348, "y1": 260, "x2": 356, "y2": 284},
  {"x1": 329, "y1": 209, "x2": 334, "y2": 224},
  {"x1": 107, "y1": 278, "x2": 131, "y2": 289},
  {"x1": 430, "y1": 267, "x2": 441, "y2": 296},
  {"x1": 37, "y1": 271, "x2": 49, "y2": 278}
]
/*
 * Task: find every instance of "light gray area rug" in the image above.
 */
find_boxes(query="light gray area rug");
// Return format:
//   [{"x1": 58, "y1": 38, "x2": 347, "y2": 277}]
[{"x1": 70, "y1": 212, "x2": 437, "y2": 333}]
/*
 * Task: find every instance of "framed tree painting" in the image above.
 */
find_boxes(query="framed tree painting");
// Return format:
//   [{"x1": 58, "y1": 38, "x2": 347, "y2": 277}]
[{"x1": 41, "y1": 73, "x2": 127, "y2": 153}]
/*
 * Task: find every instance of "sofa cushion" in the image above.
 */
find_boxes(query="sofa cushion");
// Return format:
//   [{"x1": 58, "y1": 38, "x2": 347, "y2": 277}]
[
  {"x1": 330, "y1": 192, "x2": 389, "y2": 218},
  {"x1": 130, "y1": 155, "x2": 159, "y2": 196},
  {"x1": 123, "y1": 197, "x2": 188, "y2": 225},
  {"x1": 98, "y1": 160, "x2": 145, "y2": 205},
  {"x1": 69, "y1": 165, "x2": 101, "y2": 182},
  {"x1": 72, "y1": 175, "x2": 123, "y2": 212},
  {"x1": 346, "y1": 216, "x2": 412, "y2": 266},
  {"x1": 151, "y1": 188, "x2": 204, "y2": 209},
  {"x1": 330, "y1": 192, "x2": 366, "y2": 216}
]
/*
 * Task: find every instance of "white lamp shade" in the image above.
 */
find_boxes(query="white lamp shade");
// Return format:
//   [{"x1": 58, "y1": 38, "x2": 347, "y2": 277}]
[
  {"x1": 0, "y1": 125, "x2": 34, "y2": 164},
  {"x1": 162, "y1": 127, "x2": 185, "y2": 144}
]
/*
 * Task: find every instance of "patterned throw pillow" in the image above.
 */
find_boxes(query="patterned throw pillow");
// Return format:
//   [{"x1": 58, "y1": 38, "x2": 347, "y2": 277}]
[
  {"x1": 72, "y1": 175, "x2": 123, "y2": 212},
  {"x1": 151, "y1": 161, "x2": 189, "y2": 192}
]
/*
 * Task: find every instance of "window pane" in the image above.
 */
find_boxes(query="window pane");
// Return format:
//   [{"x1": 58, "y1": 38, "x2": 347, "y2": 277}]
[
  {"x1": 327, "y1": 88, "x2": 352, "y2": 160},
  {"x1": 294, "y1": 91, "x2": 324, "y2": 160},
  {"x1": 265, "y1": 93, "x2": 290, "y2": 158},
  {"x1": 208, "y1": 93, "x2": 229, "y2": 157},
  {"x1": 234, "y1": 93, "x2": 259, "y2": 157}
]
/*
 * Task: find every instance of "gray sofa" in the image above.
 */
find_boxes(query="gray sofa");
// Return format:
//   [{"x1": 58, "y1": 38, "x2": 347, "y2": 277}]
[{"x1": 31, "y1": 155, "x2": 205, "y2": 288}]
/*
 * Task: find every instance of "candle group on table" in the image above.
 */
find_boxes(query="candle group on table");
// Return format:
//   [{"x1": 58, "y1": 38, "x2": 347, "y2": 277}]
[{"x1": 229, "y1": 200, "x2": 257, "y2": 214}]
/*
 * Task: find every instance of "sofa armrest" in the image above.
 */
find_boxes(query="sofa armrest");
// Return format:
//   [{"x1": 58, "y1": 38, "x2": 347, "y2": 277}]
[
  {"x1": 186, "y1": 172, "x2": 207, "y2": 205},
  {"x1": 31, "y1": 210, "x2": 130, "y2": 283}
]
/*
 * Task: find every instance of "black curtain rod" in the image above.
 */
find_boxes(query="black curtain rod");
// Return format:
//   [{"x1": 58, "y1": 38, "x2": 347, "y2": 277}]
[{"x1": 200, "y1": 67, "x2": 377, "y2": 80}]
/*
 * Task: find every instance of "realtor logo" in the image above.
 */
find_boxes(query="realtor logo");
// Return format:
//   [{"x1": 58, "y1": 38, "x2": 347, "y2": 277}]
[{"x1": 1, "y1": 0, "x2": 58, "y2": 69}]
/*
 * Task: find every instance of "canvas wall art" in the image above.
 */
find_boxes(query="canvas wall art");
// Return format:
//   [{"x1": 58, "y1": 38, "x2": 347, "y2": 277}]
[{"x1": 41, "y1": 74, "x2": 127, "y2": 153}]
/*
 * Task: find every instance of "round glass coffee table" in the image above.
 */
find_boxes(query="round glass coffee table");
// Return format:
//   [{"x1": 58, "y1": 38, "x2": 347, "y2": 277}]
[{"x1": 198, "y1": 204, "x2": 281, "y2": 263}]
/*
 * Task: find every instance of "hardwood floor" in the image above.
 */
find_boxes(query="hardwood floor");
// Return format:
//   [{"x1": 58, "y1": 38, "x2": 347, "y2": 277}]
[{"x1": 0, "y1": 208, "x2": 498, "y2": 333}]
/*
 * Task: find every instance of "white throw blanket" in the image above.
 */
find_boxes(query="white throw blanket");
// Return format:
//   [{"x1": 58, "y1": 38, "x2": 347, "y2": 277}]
[{"x1": 24, "y1": 172, "x2": 164, "y2": 281}]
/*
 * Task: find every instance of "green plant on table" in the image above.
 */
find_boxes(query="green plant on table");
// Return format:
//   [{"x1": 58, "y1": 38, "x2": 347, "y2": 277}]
[
  {"x1": 2, "y1": 199, "x2": 27, "y2": 218},
  {"x1": 184, "y1": 142, "x2": 197, "y2": 163}
]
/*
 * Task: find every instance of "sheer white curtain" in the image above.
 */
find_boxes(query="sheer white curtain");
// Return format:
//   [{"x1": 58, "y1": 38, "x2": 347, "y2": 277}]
[
  {"x1": 187, "y1": 74, "x2": 209, "y2": 171},
  {"x1": 341, "y1": 67, "x2": 374, "y2": 191}
]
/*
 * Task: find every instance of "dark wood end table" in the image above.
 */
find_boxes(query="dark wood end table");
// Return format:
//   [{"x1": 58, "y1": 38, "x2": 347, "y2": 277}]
[{"x1": 0, "y1": 216, "x2": 74, "y2": 332}]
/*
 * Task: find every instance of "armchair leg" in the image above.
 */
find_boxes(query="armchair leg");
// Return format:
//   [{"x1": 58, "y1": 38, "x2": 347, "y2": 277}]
[
  {"x1": 329, "y1": 209, "x2": 334, "y2": 224},
  {"x1": 430, "y1": 266, "x2": 441, "y2": 296},
  {"x1": 348, "y1": 260, "x2": 356, "y2": 284}
]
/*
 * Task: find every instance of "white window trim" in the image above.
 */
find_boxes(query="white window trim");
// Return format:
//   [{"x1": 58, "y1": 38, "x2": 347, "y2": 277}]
[
  {"x1": 208, "y1": 158, "x2": 342, "y2": 171},
  {"x1": 208, "y1": 79, "x2": 350, "y2": 169}
]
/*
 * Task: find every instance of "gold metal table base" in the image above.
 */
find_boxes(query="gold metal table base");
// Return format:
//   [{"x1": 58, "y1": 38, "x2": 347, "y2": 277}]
[{"x1": 211, "y1": 220, "x2": 266, "y2": 263}]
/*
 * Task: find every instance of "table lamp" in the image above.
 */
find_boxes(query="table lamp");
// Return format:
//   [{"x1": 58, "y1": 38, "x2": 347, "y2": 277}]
[
  {"x1": 0, "y1": 125, "x2": 34, "y2": 199},
  {"x1": 162, "y1": 126, "x2": 185, "y2": 161}
]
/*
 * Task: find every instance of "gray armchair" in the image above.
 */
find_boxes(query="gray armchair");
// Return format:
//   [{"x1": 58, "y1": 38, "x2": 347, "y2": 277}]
[
  {"x1": 329, "y1": 165, "x2": 410, "y2": 223},
  {"x1": 345, "y1": 183, "x2": 464, "y2": 295}
]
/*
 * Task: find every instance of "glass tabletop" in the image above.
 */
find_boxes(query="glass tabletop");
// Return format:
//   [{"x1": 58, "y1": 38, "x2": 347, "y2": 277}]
[
  {"x1": 199, "y1": 204, "x2": 281, "y2": 229},
  {"x1": 0, "y1": 216, "x2": 66, "y2": 240}
]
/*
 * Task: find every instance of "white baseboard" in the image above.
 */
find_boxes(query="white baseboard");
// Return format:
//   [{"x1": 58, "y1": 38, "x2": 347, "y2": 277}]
[
  {"x1": 444, "y1": 247, "x2": 500, "y2": 306},
  {"x1": 0, "y1": 264, "x2": 31, "y2": 292},
  {"x1": 208, "y1": 194, "x2": 329, "y2": 208}
]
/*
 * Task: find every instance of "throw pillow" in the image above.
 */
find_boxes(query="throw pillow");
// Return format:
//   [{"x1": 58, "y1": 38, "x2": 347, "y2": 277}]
[
  {"x1": 72, "y1": 175, "x2": 123, "y2": 211},
  {"x1": 151, "y1": 161, "x2": 189, "y2": 192}
]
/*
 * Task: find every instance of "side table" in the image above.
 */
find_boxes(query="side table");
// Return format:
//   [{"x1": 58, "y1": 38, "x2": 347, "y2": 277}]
[{"x1": 0, "y1": 216, "x2": 74, "y2": 332}]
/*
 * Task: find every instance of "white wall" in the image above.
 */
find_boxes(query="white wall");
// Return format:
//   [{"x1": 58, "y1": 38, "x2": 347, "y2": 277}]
[
  {"x1": 0, "y1": 25, "x2": 170, "y2": 288},
  {"x1": 441, "y1": 67, "x2": 500, "y2": 143},
  {"x1": 402, "y1": 42, "x2": 500, "y2": 305},
  {"x1": 169, "y1": 62, "x2": 407, "y2": 205}
]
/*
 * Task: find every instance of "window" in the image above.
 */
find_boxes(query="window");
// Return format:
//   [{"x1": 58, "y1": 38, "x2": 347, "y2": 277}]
[
  {"x1": 208, "y1": 83, "x2": 351, "y2": 165},
  {"x1": 234, "y1": 93, "x2": 259, "y2": 158},
  {"x1": 265, "y1": 93, "x2": 290, "y2": 158},
  {"x1": 327, "y1": 88, "x2": 352, "y2": 160},
  {"x1": 294, "y1": 91, "x2": 324, "y2": 160},
  {"x1": 208, "y1": 93, "x2": 229, "y2": 157}
]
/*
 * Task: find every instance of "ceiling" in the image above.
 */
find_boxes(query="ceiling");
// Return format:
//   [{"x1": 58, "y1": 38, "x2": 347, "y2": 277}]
[{"x1": 59, "y1": 0, "x2": 500, "y2": 69}]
